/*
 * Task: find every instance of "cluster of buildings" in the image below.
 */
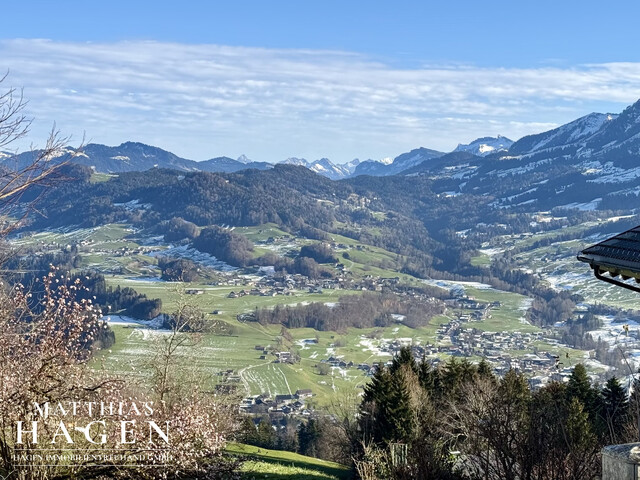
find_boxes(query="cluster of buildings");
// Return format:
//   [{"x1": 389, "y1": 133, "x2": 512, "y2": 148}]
[{"x1": 239, "y1": 389, "x2": 314, "y2": 415}]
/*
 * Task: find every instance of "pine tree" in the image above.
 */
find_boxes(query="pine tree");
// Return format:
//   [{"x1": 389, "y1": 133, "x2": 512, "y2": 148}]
[
  {"x1": 388, "y1": 371, "x2": 414, "y2": 442},
  {"x1": 297, "y1": 418, "x2": 321, "y2": 456},
  {"x1": 630, "y1": 370, "x2": 640, "y2": 441},
  {"x1": 362, "y1": 355, "x2": 416, "y2": 444},
  {"x1": 256, "y1": 419, "x2": 276, "y2": 449},
  {"x1": 239, "y1": 416, "x2": 258, "y2": 445},
  {"x1": 527, "y1": 382, "x2": 569, "y2": 479},
  {"x1": 476, "y1": 358, "x2": 494, "y2": 381},
  {"x1": 567, "y1": 397, "x2": 596, "y2": 452},
  {"x1": 361, "y1": 364, "x2": 394, "y2": 444},
  {"x1": 459, "y1": 358, "x2": 476, "y2": 384},
  {"x1": 601, "y1": 376, "x2": 629, "y2": 443},
  {"x1": 491, "y1": 369, "x2": 530, "y2": 480},
  {"x1": 566, "y1": 363, "x2": 597, "y2": 420},
  {"x1": 418, "y1": 356, "x2": 437, "y2": 394},
  {"x1": 440, "y1": 356, "x2": 462, "y2": 395},
  {"x1": 390, "y1": 346, "x2": 416, "y2": 375},
  {"x1": 565, "y1": 397, "x2": 599, "y2": 480}
]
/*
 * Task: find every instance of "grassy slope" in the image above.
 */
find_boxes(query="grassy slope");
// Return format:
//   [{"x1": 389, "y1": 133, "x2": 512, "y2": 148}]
[{"x1": 226, "y1": 443, "x2": 352, "y2": 480}]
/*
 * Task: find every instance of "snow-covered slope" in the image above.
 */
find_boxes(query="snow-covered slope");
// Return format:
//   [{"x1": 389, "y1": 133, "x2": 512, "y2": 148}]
[
  {"x1": 509, "y1": 113, "x2": 616, "y2": 155},
  {"x1": 308, "y1": 158, "x2": 350, "y2": 180}
]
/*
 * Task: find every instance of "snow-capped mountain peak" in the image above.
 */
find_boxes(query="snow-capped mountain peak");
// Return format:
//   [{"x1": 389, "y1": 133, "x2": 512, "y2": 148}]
[
  {"x1": 454, "y1": 135, "x2": 514, "y2": 157},
  {"x1": 306, "y1": 158, "x2": 349, "y2": 180},
  {"x1": 236, "y1": 154, "x2": 252, "y2": 164},
  {"x1": 280, "y1": 157, "x2": 360, "y2": 179},
  {"x1": 343, "y1": 158, "x2": 361, "y2": 173},
  {"x1": 281, "y1": 157, "x2": 310, "y2": 167}
]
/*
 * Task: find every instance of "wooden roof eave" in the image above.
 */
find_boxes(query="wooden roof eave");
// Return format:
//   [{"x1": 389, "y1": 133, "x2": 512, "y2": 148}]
[{"x1": 577, "y1": 253, "x2": 640, "y2": 293}]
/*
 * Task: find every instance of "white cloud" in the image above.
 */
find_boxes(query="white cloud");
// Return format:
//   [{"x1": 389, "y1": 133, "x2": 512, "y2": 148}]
[{"x1": 1, "y1": 39, "x2": 639, "y2": 162}]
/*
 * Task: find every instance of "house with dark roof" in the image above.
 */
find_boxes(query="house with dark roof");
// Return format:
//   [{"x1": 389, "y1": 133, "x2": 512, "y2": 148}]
[
  {"x1": 275, "y1": 394, "x2": 295, "y2": 404},
  {"x1": 578, "y1": 225, "x2": 640, "y2": 292},
  {"x1": 578, "y1": 224, "x2": 640, "y2": 479},
  {"x1": 295, "y1": 389, "x2": 313, "y2": 398}
]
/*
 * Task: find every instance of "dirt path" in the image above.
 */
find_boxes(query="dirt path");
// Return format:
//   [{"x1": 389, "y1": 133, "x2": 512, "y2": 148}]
[{"x1": 238, "y1": 363, "x2": 264, "y2": 396}]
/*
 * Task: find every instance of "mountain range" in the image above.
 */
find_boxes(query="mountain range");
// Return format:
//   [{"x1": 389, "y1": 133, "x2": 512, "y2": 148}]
[
  {"x1": 281, "y1": 157, "x2": 361, "y2": 180},
  {"x1": 400, "y1": 101, "x2": 640, "y2": 215},
  {"x1": 2, "y1": 142, "x2": 273, "y2": 175},
  {"x1": 0, "y1": 130, "x2": 514, "y2": 180},
  {"x1": 18, "y1": 96, "x2": 640, "y2": 291},
  {"x1": 3, "y1": 99, "x2": 640, "y2": 191}
]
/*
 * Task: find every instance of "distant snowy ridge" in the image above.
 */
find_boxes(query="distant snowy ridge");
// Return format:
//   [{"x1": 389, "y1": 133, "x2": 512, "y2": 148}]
[
  {"x1": 280, "y1": 157, "x2": 363, "y2": 179},
  {"x1": 454, "y1": 135, "x2": 514, "y2": 157},
  {"x1": 0, "y1": 141, "x2": 273, "y2": 174},
  {"x1": 509, "y1": 113, "x2": 617, "y2": 156}
]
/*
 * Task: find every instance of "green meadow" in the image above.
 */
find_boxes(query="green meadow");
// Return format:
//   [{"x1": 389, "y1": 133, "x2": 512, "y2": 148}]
[
  {"x1": 14, "y1": 220, "x2": 598, "y2": 407},
  {"x1": 227, "y1": 443, "x2": 351, "y2": 480}
]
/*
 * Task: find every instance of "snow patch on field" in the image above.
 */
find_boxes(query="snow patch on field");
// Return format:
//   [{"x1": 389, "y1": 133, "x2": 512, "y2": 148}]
[
  {"x1": 557, "y1": 198, "x2": 601, "y2": 211},
  {"x1": 105, "y1": 314, "x2": 167, "y2": 331},
  {"x1": 422, "y1": 279, "x2": 495, "y2": 294},
  {"x1": 258, "y1": 242, "x2": 299, "y2": 255},
  {"x1": 148, "y1": 244, "x2": 237, "y2": 271},
  {"x1": 105, "y1": 315, "x2": 140, "y2": 326},
  {"x1": 126, "y1": 276, "x2": 166, "y2": 283},
  {"x1": 140, "y1": 328, "x2": 172, "y2": 340},
  {"x1": 590, "y1": 316, "x2": 640, "y2": 349},
  {"x1": 479, "y1": 247, "x2": 503, "y2": 256},
  {"x1": 359, "y1": 337, "x2": 392, "y2": 357},
  {"x1": 545, "y1": 271, "x2": 592, "y2": 291},
  {"x1": 518, "y1": 298, "x2": 533, "y2": 324},
  {"x1": 589, "y1": 166, "x2": 640, "y2": 184},
  {"x1": 295, "y1": 338, "x2": 318, "y2": 350},
  {"x1": 113, "y1": 199, "x2": 151, "y2": 211}
]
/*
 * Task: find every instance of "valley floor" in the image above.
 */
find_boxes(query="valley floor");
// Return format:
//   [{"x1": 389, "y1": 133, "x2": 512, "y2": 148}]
[{"x1": 11, "y1": 217, "x2": 640, "y2": 407}]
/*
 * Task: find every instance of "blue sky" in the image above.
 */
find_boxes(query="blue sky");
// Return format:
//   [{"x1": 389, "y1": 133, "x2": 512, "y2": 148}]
[{"x1": 2, "y1": 1, "x2": 640, "y2": 163}]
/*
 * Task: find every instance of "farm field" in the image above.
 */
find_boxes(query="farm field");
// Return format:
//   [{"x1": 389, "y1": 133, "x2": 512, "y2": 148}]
[
  {"x1": 104, "y1": 276, "x2": 363, "y2": 320},
  {"x1": 11, "y1": 218, "x2": 622, "y2": 405},
  {"x1": 96, "y1": 317, "x2": 438, "y2": 406}
]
